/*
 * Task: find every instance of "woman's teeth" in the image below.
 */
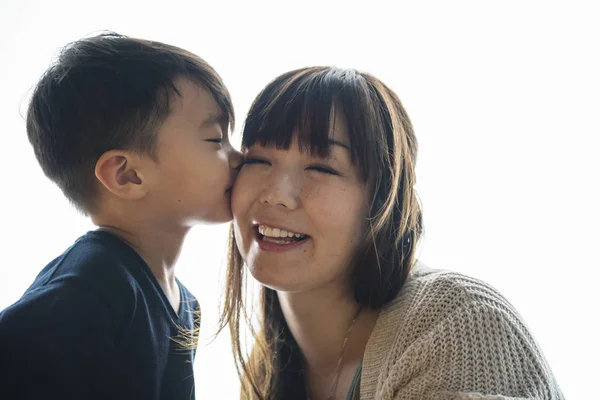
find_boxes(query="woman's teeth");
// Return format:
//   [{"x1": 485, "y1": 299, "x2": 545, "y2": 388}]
[{"x1": 258, "y1": 225, "x2": 306, "y2": 240}]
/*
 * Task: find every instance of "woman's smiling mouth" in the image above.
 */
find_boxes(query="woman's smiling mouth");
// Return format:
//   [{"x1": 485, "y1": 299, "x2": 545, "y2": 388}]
[{"x1": 253, "y1": 223, "x2": 310, "y2": 250}]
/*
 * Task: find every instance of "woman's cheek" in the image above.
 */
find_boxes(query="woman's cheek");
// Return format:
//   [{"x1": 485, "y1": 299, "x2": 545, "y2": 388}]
[{"x1": 231, "y1": 175, "x2": 254, "y2": 216}]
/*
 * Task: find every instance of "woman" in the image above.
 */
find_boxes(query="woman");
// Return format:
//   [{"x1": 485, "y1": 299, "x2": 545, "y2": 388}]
[{"x1": 220, "y1": 67, "x2": 563, "y2": 399}]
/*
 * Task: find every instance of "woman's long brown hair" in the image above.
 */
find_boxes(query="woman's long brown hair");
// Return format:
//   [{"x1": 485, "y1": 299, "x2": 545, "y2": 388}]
[{"x1": 218, "y1": 67, "x2": 422, "y2": 399}]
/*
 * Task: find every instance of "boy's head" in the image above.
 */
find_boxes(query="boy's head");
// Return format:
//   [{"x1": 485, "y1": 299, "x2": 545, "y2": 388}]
[{"x1": 27, "y1": 32, "x2": 242, "y2": 224}]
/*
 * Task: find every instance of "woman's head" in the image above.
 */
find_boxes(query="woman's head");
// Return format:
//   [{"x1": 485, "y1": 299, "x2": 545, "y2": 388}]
[
  {"x1": 221, "y1": 66, "x2": 422, "y2": 399},
  {"x1": 233, "y1": 66, "x2": 422, "y2": 306},
  {"x1": 232, "y1": 103, "x2": 370, "y2": 296}
]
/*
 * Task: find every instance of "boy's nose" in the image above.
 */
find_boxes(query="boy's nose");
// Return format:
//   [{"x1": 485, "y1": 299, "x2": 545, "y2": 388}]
[{"x1": 229, "y1": 148, "x2": 244, "y2": 170}]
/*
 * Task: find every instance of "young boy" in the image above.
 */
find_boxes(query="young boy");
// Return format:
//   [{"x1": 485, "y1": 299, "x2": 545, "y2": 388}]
[{"x1": 0, "y1": 32, "x2": 242, "y2": 399}]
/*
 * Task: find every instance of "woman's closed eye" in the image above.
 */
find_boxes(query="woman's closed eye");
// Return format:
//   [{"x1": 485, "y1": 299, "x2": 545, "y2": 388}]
[
  {"x1": 242, "y1": 157, "x2": 270, "y2": 166},
  {"x1": 307, "y1": 165, "x2": 339, "y2": 175},
  {"x1": 243, "y1": 158, "x2": 340, "y2": 175},
  {"x1": 205, "y1": 138, "x2": 223, "y2": 144}
]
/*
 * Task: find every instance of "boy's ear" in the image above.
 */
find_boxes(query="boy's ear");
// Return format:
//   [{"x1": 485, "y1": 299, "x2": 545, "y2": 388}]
[{"x1": 95, "y1": 150, "x2": 149, "y2": 200}]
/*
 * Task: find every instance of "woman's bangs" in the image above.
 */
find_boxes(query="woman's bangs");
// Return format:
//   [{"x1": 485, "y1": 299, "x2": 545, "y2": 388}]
[
  {"x1": 242, "y1": 67, "x2": 378, "y2": 182},
  {"x1": 242, "y1": 70, "x2": 345, "y2": 158}
]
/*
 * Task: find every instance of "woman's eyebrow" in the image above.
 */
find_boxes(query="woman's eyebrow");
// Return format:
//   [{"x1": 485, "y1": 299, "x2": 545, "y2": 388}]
[{"x1": 329, "y1": 139, "x2": 350, "y2": 151}]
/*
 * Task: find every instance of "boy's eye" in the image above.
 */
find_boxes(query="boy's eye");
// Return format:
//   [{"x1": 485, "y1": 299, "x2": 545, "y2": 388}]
[{"x1": 307, "y1": 165, "x2": 339, "y2": 175}]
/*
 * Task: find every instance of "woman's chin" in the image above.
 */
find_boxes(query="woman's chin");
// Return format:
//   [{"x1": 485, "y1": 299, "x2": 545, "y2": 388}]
[{"x1": 248, "y1": 265, "x2": 305, "y2": 293}]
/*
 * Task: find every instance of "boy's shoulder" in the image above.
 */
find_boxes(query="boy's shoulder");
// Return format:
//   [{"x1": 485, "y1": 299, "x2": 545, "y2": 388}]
[
  {"x1": 0, "y1": 230, "x2": 147, "y2": 330},
  {"x1": 0, "y1": 230, "x2": 201, "y2": 400},
  {"x1": 28, "y1": 230, "x2": 146, "y2": 296}
]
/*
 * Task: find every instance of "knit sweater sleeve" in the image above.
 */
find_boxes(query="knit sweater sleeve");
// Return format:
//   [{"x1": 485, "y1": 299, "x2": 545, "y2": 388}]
[
  {"x1": 367, "y1": 268, "x2": 563, "y2": 400},
  {"x1": 392, "y1": 299, "x2": 561, "y2": 399}
]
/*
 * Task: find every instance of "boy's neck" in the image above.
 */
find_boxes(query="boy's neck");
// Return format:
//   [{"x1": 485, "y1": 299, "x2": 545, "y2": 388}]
[{"x1": 92, "y1": 215, "x2": 189, "y2": 310}]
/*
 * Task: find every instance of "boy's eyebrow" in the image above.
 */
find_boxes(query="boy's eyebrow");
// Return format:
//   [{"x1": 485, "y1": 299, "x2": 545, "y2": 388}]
[{"x1": 200, "y1": 111, "x2": 227, "y2": 127}]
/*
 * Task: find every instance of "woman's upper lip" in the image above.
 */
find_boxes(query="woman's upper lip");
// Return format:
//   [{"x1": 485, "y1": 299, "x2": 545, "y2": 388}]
[{"x1": 252, "y1": 220, "x2": 308, "y2": 236}]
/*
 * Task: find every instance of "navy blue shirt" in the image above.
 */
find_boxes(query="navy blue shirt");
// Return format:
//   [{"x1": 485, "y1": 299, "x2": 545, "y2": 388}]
[{"x1": 0, "y1": 230, "x2": 200, "y2": 400}]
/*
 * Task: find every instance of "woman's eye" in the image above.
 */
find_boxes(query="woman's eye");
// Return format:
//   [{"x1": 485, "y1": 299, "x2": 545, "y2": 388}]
[
  {"x1": 205, "y1": 138, "x2": 223, "y2": 144},
  {"x1": 308, "y1": 165, "x2": 339, "y2": 175},
  {"x1": 242, "y1": 157, "x2": 270, "y2": 166}
]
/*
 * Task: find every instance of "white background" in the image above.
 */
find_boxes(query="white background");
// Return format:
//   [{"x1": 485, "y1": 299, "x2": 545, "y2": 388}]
[{"x1": 1, "y1": 0, "x2": 598, "y2": 398}]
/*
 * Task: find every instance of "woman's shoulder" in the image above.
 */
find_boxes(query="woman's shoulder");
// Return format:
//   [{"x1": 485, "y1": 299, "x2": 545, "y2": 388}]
[
  {"x1": 388, "y1": 261, "x2": 516, "y2": 318},
  {"x1": 379, "y1": 260, "x2": 534, "y2": 344},
  {"x1": 361, "y1": 261, "x2": 563, "y2": 399},
  {"x1": 366, "y1": 260, "x2": 520, "y2": 361}
]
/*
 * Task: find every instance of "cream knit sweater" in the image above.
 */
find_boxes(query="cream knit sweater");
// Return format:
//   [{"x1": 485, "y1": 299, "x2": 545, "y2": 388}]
[{"x1": 360, "y1": 263, "x2": 563, "y2": 400}]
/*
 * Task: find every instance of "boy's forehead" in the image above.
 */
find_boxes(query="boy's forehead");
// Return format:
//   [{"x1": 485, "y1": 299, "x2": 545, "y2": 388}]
[
  {"x1": 172, "y1": 78, "x2": 210, "y2": 103},
  {"x1": 172, "y1": 78, "x2": 224, "y2": 121}
]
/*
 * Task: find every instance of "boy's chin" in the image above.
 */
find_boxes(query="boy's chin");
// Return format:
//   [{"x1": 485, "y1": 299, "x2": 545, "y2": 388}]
[{"x1": 193, "y1": 208, "x2": 233, "y2": 225}]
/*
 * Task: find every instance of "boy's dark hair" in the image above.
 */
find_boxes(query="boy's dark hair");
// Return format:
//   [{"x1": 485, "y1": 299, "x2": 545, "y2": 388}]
[{"x1": 26, "y1": 32, "x2": 234, "y2": 215}]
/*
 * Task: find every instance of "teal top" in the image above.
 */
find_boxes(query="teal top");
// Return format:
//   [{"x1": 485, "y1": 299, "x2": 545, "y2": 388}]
[{"x1": 345, "y1": 362, "x2": 362, "y2": 400}]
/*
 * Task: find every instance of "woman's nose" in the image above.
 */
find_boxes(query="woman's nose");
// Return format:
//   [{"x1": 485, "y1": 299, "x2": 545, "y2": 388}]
[{"x1": 259, "y1": 172, "x2": 299, "y2": 211}]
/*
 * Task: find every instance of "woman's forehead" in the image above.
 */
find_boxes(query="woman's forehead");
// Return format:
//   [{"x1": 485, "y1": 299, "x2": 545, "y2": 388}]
[{"x1": 329, "y1": 109, "x2": 350, "y2": 147}]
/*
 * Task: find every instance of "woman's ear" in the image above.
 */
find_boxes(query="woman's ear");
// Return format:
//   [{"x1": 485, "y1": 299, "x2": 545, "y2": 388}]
[{"x1": 95, "y1": 150, "x2": 149, "y2": 200}]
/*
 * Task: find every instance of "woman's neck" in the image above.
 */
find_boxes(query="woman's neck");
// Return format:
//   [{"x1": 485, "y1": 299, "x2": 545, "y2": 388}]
[
  {"x1": 279, "y1": 287, "x2": 357, "y2": 367},
  {"x1": 277, "y1": 285, "x2": 380, "y2": 398}
]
